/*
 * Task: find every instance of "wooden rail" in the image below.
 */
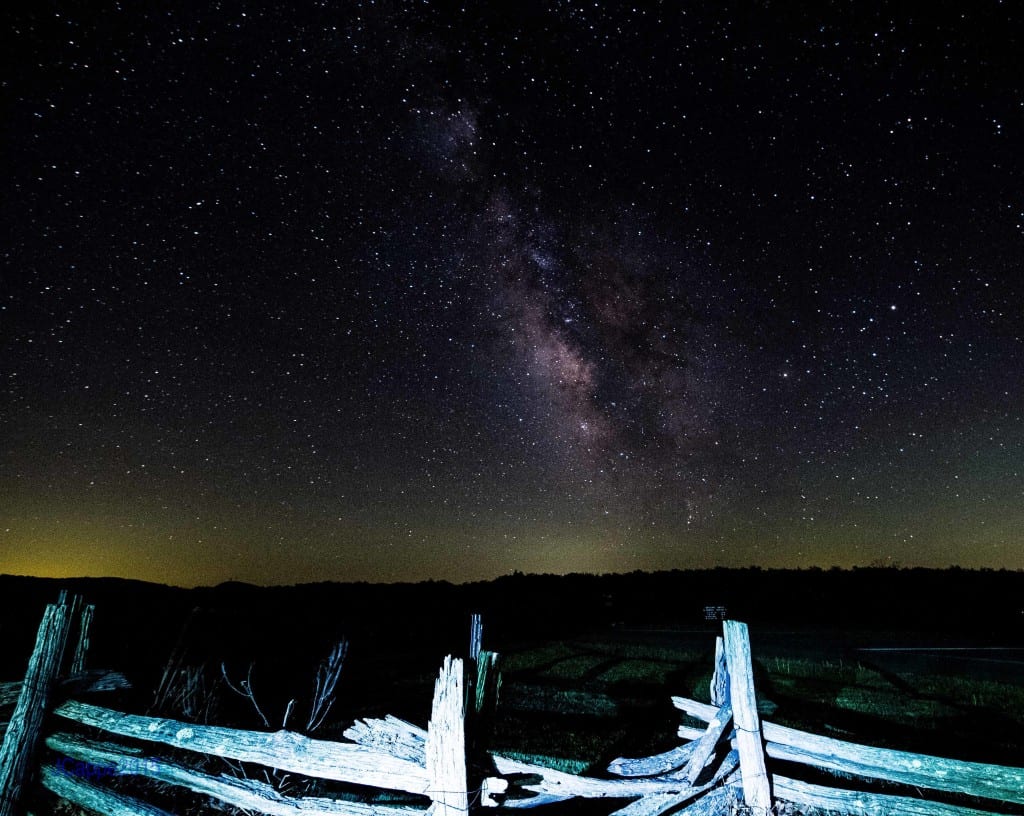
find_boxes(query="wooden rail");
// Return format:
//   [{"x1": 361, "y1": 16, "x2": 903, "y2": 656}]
[
  {"x1": 4, "y1": 599, "x2": 1022, "y2": 816},
  {"x1": 1, "y1": 598, "x2": 478, "y2": 816}
]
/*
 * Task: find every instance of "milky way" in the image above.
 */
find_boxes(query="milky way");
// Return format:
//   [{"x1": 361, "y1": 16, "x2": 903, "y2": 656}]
[{"x1": 2, "y1": 2, "x2": 1022, "y2": 584}]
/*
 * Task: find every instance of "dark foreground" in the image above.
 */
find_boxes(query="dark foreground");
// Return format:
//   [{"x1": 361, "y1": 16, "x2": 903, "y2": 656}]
[{"x1": 1, "y1": 568, "x2": 1022, "y2": 815}]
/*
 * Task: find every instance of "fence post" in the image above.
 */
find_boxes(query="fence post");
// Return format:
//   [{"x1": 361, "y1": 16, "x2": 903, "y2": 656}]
[
  {"x1": 70, "y1": 603, "x2": 95, "y2": 676},
  {"x1": 710, "y1": 635, "x2": 728, "y2": 706},
  {"x1": 468, "y1": 614, "x2": 482, "y2": 663},
  {"x1": 722, "y1": 620, "x2": 772, "y2": 814},
  {"x1": 0, "y1": 598, "x2": 75, "y2": 816},
  {"x1": 426, "y1": 656, "x2": 467, "y2": 815}
]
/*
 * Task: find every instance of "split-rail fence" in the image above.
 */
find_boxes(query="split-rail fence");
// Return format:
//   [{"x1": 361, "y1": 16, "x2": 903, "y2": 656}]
[{"x1": 1, "y1": 596, "x2": 1022, "y2": 815}]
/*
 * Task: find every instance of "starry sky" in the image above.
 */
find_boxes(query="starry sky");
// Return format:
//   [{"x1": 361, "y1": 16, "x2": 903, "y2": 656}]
[{"x1": 2, "y1": 2, "x2": 1022, "y2": 586}]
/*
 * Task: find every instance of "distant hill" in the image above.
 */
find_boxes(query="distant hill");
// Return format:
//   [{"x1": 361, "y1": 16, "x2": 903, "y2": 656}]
[
  {"x1": 3, "y1": 566, "x2": 1022, "y2": 635},
  {"x1": 1, "y1": 567, "x2": 1021, "y2": 694}
]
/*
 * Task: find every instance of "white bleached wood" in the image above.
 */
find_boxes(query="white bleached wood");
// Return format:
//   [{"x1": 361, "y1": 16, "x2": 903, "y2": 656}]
[
  {"x1": 673, "y1": 696, "x2": 1024, "y2": 805},
  {"x1": 491, "y1": 754, "x2": 702, "y2": 799},
  {"x1": 769, "y1": 774, "x2": 1006, "y2": 816},
  {"x1": 606, "y1": 742, "x2": 698, "y2": 777},
  {"x1": 0, "y1": 601, "x2": 74, "y2": 816},
  {"x1": 681, "y1": 703, "x2": 732, "y2": 784},
  {"x1": 41, "y1": 764, "x2": 175, "y2": 816},
  {"x1": 344, "y1": 715, "x2": 427, "y2": 764},
  {"x1": 722, "y1": 620, "x2": 771, "y2": 813},
  {"x1": 608, "y1": 792, "x2": 695, "y2": 816},
  {"x1": 53, "y1": 700, "x2": 432, "y2": 794},
  {"x1": 674, "y1": 784, "x2": 739, "y2": 815},
  {"x1": 47, "y1": 732, "x2": 423, "y2": 816},
  {"x1": 492, "y1": 791, "x2": 573, "y2": 808},
  {"x1": 480, "y1": 776, "x2": 509, "y2": 807},
  {"x1": 425, "y1": 656, "x2": 467, "y2": 816}
]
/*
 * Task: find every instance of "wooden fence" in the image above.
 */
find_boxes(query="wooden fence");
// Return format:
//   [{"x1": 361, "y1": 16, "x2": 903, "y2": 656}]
[
  {"x1": 2, "y1": 595, "x2": 1023, "y2": 816},
  {"x1": 482, "y1": 620, "x2": 1024, "y2": 815}
]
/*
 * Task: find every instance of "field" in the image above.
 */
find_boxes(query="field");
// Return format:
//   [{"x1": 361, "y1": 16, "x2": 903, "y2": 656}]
[{"x1": 489, "y1": 627, "x2": 1024, "y2": 774}]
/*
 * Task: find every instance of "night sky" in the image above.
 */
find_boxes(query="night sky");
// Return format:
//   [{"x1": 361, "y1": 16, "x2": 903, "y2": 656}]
[{"x1": 3, "y1": 2, "x2": 1022, "y2": 586}]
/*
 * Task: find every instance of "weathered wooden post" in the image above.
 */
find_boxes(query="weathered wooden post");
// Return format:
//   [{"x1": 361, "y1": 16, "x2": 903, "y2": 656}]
[
  {"x1": 722, "y1": 620, "x2": 771, "y2": 814},
  {"x1": 473, "y1": 651, "x2": 499, "y2": 716},
  {"x1": 70, "y1": 603, "x2": 95, "y2": 676},
  {"x1": 710, "y1": 635, "x2": 728, "y2": 707},
  {"x1": 468, "y1": 614, "x2": 482, "y2": 662},
  {"x1": 425, "y1": 656, "x2": 467, "y2": 815},
  {"x1": 0, "y1": 598, "x2": 75, "y2": 816}
]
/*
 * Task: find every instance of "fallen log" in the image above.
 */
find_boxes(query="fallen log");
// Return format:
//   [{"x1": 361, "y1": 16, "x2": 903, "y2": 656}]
[
  {"x1": 491, "y1": 748, "x2": 739, "y2": 808},
  {"x1": 606, "y1": 742, "x2": 698, "y2": 777},
  {"x1": 491, "y1": 754, "x2": 701, "y2": 800},
  {"x1": 674, "y1": 696, "x2": 1024, "y2": 805},
  {"x1": 54, "y1": 700, "x2": 432, "y2": 795}
]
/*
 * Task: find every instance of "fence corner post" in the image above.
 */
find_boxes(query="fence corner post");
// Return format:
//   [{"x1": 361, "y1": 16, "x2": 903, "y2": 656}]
[
  {"x1": 426, "y1": 655, "x2": 468, "y2": 815},
  {"x1": 722, "y1": 619, "x2": 772, "y2": 815},
  {"x1": 0, "y1": 598, "x2": 75, "y2": 816}
]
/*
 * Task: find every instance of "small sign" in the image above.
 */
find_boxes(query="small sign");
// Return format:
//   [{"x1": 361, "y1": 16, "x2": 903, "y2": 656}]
[{"x1": 703, "y1": 605, "x2": 728, "y2": 621}]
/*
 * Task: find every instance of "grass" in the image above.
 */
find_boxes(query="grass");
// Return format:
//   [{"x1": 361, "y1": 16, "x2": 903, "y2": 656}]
[{"x1": 491, "y1": 632, "x2": 1024, "y2": 772}]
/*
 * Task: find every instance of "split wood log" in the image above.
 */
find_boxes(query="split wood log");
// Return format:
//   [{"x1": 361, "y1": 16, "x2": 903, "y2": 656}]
[
  {"x1": 41, "y1": 763, "x2": 175, "y2": 816},
  {"x1": 491, "y1": 754, "x2": 712, "y2": 801},
  {"x1": 709, "y1": 636, "x2": 727, "y2": 707},
  {"x1": 609, "y1": 791, "x2": 699, "y2": 816},
  {"x1": 678, "y1": 747, "x2": 738, "y2": 786},
  {"x1": 425, "y1": 655, "x2": 467, "y2": 816},
  {"x1": 53, "y1": 700, "x2": 432, "y2": 794},
  {"x1": 614, "y1": 785, "x2": 737, "y2": 816},
  {"x1": 673, "y1": 696, "x2": 1024, "y2": 805},
  {"x1": 71, "y1": 603, "x2": 95, "y2": 676},
  {"x1": 0, "y1": 600, "x2": 74, "y2": 816},
  {"x1": 607, "y1": 742, "x2": 698, "y2": 777},
  {"x1": 722, "y1": 620, "x2": 771, "y2": 813},
  {"x1": 344, "y1": 715, "x2": 427, "y2": 764},
  {"x1": 495, "y1": 791, "x2": 573, "y2": 808},
  {"x1": 677, "y1": 725, "x2": 705, "y2": 741},
  {"x1": 47, "y1": 732, "x2": 423, "y2": 816},
  {"x1": 769, "y1": 773, "x2": 1008, "y2": 816},
  {"x1": 681, "y1": 703, "x2": 732, "y2": 785}
]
